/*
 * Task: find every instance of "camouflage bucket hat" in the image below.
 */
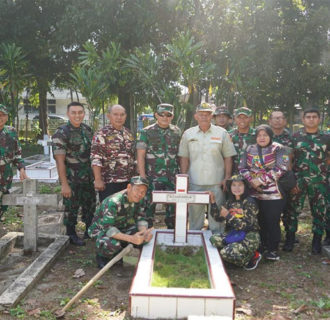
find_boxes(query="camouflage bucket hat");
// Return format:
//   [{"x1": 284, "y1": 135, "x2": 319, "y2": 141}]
[
  {"x1": 0, "y1": 104, "x2": 9, "y2": 115},
  {"x1": 156, "y1": 103, "x2": 174, "y2": 115},
  {"x1": 130, "y1": 176, "x2": 149, "y2": 187},
  {"x1": 234, "y1": 107, "x2": 252, "y2": 117},
  {"x1": 196, "y1": 102, "x2": 213, "y2": 113},
  {"x1": 214, "y1": 106, "x2": 231, "y2": 117}
]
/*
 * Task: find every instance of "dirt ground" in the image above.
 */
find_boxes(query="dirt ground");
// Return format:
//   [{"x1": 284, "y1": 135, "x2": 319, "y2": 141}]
[{"x1": 0, "y1": 195, "x2": 329, "y2": 320}]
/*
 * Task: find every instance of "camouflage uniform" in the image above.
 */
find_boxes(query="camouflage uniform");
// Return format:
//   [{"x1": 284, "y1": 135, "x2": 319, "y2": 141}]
[
  {"x1": 288, "y1": 128, "x2": 330, "y2": 236},
  {"x1": 272, "y1": 129, "x2": 293, "y2": 232},
  {"x1": 88, "y1": 189, "x2": 148, "y2": 258},
  {"x1": 52, "y1": 122, "x2": 96, "y2": 228},
  {"x1": 272, "y1": 129, "x2": 293, "y2": 151},
  {"x1": 0, "y1": 126, "x2": 25, "y2": 217},
  {"x1": 137, "y1": 123, "x2": 181, "y2": 228},
  {"x1": 229, "y1": 127, "x2": 256, "y2": 174},
  {"x1": 91, "y1": 124, "x2": 135, "y2": 184},
  {"x1": 210, "y1": 197, "x2": 260, "y2": 267}
]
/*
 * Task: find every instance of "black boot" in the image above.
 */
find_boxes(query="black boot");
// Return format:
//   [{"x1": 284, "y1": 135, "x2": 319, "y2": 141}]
[
  {"x1": 83, "y1": 229, "x2": 91, "y2": 239},
  {"x1": 83, "y1": 223, "x2": 91, "y2": 239},
  {"x1": 66, "y1": 225, "x2": 85, "y2": 246},
  {"x1": 96, "y1": 254, "x2": 110, "y2": 269},
  {"x1": 283, "y1": 232, "x2": 295, "y2": 252},
  {"x1": 323, "y1": 231, "x2": 330, "y2": 246},
  {"x1": 311, "y1": 233, "x2": 322, "y2": 255}
]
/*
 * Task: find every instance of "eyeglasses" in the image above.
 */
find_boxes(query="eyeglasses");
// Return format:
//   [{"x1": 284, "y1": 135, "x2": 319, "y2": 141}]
[{"x1": 158, "y1": 113, "x2": 172, "y2": 118}]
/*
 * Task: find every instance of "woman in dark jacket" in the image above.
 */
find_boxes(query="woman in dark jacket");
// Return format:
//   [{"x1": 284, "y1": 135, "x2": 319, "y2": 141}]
[{"x1": 239, "y1": 124, "x2": 289, "y2": 261}]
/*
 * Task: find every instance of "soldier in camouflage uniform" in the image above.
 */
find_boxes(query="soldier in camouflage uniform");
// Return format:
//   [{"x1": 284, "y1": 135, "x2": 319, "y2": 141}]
[
  {"x1": 229, "y1": 107, "x2": 256, "y2": 174},
  {"x1": 286, "y1": 108, "x2": 330, "y2": 254},
  {"x1": 209, "y1": 175, "x2": 261, "y2": 270},
  {"x1": 52, "y1": 102, "x2": 96, "y2": 246},
  {"x1": 213, "y1": 105, "x2": 233, "y2": 131},
  {"x1": 137, "y1": 103, "x2": 181, "y2": 228},
  {"x1": 0, "y1": 104, "x2": 28, "y2": 218},
  {"x1": 91, "y1": 104, "x2": 135, "y2": 202},
  {"x1": 88, "y1": 176, "x2": 153, "y2": 269},
  {"x1": 268, "y1": 110, "x2": 294, "y2": 250}
]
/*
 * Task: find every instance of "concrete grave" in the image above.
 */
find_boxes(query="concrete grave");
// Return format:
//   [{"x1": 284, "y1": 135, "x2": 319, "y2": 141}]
[
  {"x1": 3, "y1": 179, "x2": 59, "y2": 252},
  {"x1": 0, "y1": 232, "x2": 69, "y2": 309},
  {"x1": 129, "y1": 175, "x2": 235, "y2": 319},
  {"x1": 0, "y1": 179, "x2": 68, "y2": 309},
  {"x1": 14, "y1": 135, "x2": 58, "y2": 182}
]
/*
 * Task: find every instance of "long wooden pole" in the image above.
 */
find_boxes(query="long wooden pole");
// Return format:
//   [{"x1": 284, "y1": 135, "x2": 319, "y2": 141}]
[{"x1": 56, "y1": 244, "x2": 133, "y2": 317}]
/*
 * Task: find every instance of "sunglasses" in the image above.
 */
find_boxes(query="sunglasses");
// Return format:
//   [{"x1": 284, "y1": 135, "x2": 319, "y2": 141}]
[{"x1": 158, "y1": 113, "x2": 173, "y2": 118}]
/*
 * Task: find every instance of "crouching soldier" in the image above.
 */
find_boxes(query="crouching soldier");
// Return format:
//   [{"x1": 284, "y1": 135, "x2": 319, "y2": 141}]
[
  {"x1": 88, "y1": 176, "x2": 153, "y2": 269},
  {"x1": 209, "y1": 175, "x2": 261, "y2": 270}
]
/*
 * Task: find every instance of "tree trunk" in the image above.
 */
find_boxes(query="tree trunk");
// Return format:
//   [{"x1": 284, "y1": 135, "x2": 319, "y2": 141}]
[
  {"x1": 184, "y1": 89, "x2": 199, "y2": 131},
  {"x1": 37, "y1": 81, "x2": 48, "y2": 137}
]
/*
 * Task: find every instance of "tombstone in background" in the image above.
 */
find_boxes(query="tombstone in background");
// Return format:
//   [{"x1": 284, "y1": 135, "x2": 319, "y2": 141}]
[
  {"x1": 37, "y1": 134, "x2": 55, "y2": 164},
  {"x1": 152, "y1": 174, "x2": 209, "y2": 244},
  {"x1": 14, "y1": 135, "x2": 58, "y2": 182},
  {"x1": 2, "y1": 179, "x2": 58, "y2": 252}
]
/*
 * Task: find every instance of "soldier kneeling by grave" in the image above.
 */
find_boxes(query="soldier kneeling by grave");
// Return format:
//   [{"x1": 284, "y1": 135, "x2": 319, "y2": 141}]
[
  {"x1": 209, "y1": 175, "x2": 262, "y2": 271},
  {"x1": 88, "y1": 176, "x2": 153, "y2": 269}
]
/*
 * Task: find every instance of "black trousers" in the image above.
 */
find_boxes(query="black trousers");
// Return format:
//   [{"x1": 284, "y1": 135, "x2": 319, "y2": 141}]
[
  {"x1": 258, "y1": 199, "x2": 285, "y2": 252},
  {"x1": 99, "y1": 181, "x2": 129, "y2": 203}
]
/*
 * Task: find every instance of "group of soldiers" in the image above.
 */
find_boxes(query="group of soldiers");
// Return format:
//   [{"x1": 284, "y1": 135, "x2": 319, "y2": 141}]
[{"x1": 0, "y1": 100, "x2": 329, "y2": 269}]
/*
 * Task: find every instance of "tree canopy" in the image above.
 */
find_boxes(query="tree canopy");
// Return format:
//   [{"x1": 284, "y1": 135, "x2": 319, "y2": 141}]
[{"x1": 0, "y1": 0, "x2": 329, "y2": 134}]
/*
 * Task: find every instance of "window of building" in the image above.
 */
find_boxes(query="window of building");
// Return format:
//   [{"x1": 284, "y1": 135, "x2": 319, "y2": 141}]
[{"x1": 47, "y1": 99, "x2": 56, "y2": 113}]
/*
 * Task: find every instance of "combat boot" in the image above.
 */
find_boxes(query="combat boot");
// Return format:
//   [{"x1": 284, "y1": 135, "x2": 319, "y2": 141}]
[
  {"x1": 96, "y1": 254, "x2": 110, "y2": 269},
  {"x1": 282, "y1": 232, "x2": 295, "y2": 252},
  {"x1": 323, "y1": 231, "x2": 330, "y2": 246},
  {"x1": 83, "y1": 223, "x2": 91, "y2": 239},
  {"x1": 311, "y1": 233, "x2": 322, "y2": 255},
  {"x1": 66, "y1": 225, "x2": 85, "y2": 246}
]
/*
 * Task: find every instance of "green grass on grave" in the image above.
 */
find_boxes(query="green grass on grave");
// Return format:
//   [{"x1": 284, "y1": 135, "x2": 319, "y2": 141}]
[{"x1": 151, "y1": 245, "x2": 210, "y2": 289}]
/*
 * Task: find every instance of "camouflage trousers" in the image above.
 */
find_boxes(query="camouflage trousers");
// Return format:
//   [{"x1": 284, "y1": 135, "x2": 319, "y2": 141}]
[
  {"x1": 210, "y1": 231, "x2": 260, "y2": 267},
  {"x1": 63, "y1": 181, "x2": 96, "y2": 228},
  {"x1": 145, "y1": 178, "x2": 175, "y2": 229},
  {"x1": 287, "y1": 181, "x2": 329, "y2": 235},
  {"x1": 95, "y1": 227, "x2": 142, "y2": 259}
]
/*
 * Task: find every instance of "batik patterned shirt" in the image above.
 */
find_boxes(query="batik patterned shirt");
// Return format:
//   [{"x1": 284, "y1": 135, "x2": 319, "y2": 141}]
[{"x1": 91, "y1": 125, "x2": 135, "y2": 183}]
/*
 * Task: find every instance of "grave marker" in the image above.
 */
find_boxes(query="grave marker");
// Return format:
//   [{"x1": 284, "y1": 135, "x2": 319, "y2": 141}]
[
  {"x1": 37, "y1": 134, "x2": 55, "y2": 164},
  {"x1": 152, "y1": 174, "x2": 209, "y2": 244},
  {"x1": 2, "y1": 179, "x2": 58, "y2": 252}
]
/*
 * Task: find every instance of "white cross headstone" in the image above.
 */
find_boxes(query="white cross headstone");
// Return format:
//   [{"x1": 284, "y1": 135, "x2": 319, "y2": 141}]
[
  {"x1": 37, "y1": 135, "x2": 55, "y2": 164},
  {"x1": 2, "y1": 179, "x2": 58, "y2": 252},
  {"x1": 38, "y1": 134, "x2": 50, "y2": 155},
  {"x1": 152, "y1": 174, "x2": 210, "y2": 244}
]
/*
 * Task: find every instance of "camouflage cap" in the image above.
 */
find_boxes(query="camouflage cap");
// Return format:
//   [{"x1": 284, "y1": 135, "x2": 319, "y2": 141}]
[
  {"x1": 130, "y1": 176, "x2": 149, "y2": 187},
  {"x1": 214, "y1": 105, "x2": 231, "y2": 117},
  {"x1": 234, "y1": 107, "x2": 252, "y2": 117},
  {"x1": 156, "y1": 103, "x2": 174, "y2": 115},
  {"x1": 0, "y1": 104, "x2": 9, "y2": 115},
  {"x1": 228, "y1": 174, "x2": 245, "y2": 182},
  {"x1": 196, "y1": 102, "x2": 213, "y2": 113}
]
